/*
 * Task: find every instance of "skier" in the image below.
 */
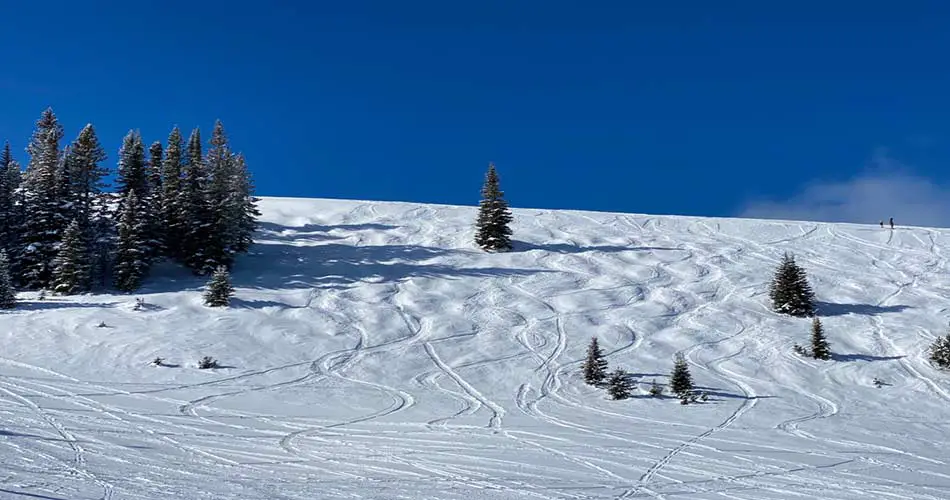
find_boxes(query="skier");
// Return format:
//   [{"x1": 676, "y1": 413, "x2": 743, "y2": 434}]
[
  {"x1": 889, "y1": 217, "x2": 894, "y2": 229},
  {"x1": 879, "y1": 220, "x2": 884, "y2": 228}
]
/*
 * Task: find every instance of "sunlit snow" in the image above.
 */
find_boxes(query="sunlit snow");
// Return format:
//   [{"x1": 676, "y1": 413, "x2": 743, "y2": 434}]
[{"x1": 1, "y1": 197, "x2": 949, "y2": 499}]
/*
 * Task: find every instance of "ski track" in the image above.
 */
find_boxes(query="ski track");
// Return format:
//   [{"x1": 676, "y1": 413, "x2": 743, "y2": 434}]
[{"x1": 3, "y1": 200, "x2": 950, "y2": 498}]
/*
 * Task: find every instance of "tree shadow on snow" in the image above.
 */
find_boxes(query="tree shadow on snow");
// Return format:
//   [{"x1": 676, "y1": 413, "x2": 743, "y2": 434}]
[
  {"x1": 830, "y1": 353, "x2": 905, "y2": 362},
  {"x1": 229, "y1": 297, "x2": 294, "y2": 309},
  {"x1": 14, "y1": 300, "x2": 117, "y2": 312},
  {"x1": 513, "y1": 240, "x2": 683, "y2": 254},
  {"x1": 692, "y1": 386, "x2": 775, "y2": 401},
  {"x1": 0, "y1": 487, "x2": 71, "y2": 500},
  {"x1": 144, "y1": 221, "x2": 549, "y2": 295},
  {"x1": 230, "y1": 236, "x2": 548, "y2": 292},
  {"x1": 815, "y1": 301, "x2": 911, "y2": 317}
]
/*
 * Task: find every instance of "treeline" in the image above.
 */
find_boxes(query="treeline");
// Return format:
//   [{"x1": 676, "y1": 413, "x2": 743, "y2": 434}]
[{"x1": 0, "y1": 108, "x2": 258, "y2": 296}]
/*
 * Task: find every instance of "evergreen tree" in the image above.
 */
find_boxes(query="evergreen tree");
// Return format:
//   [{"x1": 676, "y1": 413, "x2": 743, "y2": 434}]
[
  {"x1": 19, "y1": 108, "x2": 66, "y2": 289},
  {"x1": 810, "y1": 317, "x2": 831, "y2": 360},
  {"x1": 928, "y1": 333, "x2": 950, "y2": 369},
  {"x1": 203, "y1": 265, "x2": 234, "y2": 307},
  {"x1": 145, "y1": 141, "x2": 164, "y2": 260},
  {"x1": 63, "y1": 124, "x2": 109, "y2": 284},
  {"x1": 116, "y1": 130, "x2": 149, "y2": 199},
  {"x1": 202, "y1": 120, "x2": 235, "y2": 271},
  {"x1": 88, "y1": 192, "x2": 116, "y2": 289},
  {"x1": 768, "y1": 252, "x2": 816, "y2": 317},
  {"x1": 226, "y1": 153, "x2": 259, "y2": 256},
  {"x1": 0, "y1": 143, "x2": 21, "y2": 257},
  {"x1": 179, "y1": 128, "x2": 213, "y2": 274},
  {"x1": 50, "y1": 219, "x2": 91, "y2": 295},
  {"x1": 582, "y1": 336, "x2": 609, "y2": 385},
  {"x1": 112, "y1": 190, "x2": 149, "y2": 292},
  {"x1": 160, "y1": 127, "x2": 185, "y2": 259},
  {"x1": 474, "y1": 162, "x2": 513, "y2": 251},
  {"x1": 115, "y1": 130, "x2": 158, "y2": 266},
  {"x1": 669, "y1": 354, "x2": 694, "y2": 398},
  {"x1": 63, "y1": 124, "x2": 108, "y2": 228},
  {"x1": 147, "y1": 141, "x2": 163, "y2": 196},
  {"x1": 0, "y1": 249, "x2": 16, "y2": 309},
  {"x1": 606, "y1": 368, "x2": 634, "y2": 400},
  {"x1": 0, "y1": 141, "x2": 11, "y2": 170}
]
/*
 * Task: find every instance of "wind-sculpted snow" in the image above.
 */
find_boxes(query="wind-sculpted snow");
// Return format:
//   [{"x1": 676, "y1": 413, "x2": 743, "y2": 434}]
[{"x1": 1, "y1": 197, "x2": 950, "y2": 499}]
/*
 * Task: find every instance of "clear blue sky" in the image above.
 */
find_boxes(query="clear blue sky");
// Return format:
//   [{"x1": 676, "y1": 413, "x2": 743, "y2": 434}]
[{"x1": 2, "y1": 1, "x2": 950, "y2": 219}]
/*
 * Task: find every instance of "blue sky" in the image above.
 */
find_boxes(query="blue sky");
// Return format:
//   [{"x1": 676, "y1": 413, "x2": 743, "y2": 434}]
[{"x1": 2, "y1": 2, "x2": 950, "y2": 225}]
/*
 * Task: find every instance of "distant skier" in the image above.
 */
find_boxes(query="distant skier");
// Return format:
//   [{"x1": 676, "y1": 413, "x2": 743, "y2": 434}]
[
  {"x1": 879, "y1": 220, "x2": 884, "y2": 228},
  {"x1": 889, "y1": 217, "x2": 894, "y2": 229}
]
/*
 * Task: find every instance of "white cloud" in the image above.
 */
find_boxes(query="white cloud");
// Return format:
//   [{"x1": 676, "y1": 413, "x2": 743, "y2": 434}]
[{"x1": 738, "y1": 153, "x2": 950, "y2": 228}]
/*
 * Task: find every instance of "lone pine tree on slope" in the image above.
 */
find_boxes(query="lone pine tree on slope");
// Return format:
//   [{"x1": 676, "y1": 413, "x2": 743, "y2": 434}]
[
  {"x1": 203, "y1": 265, "x2": 234, "y2": 307},
  {"x1": 810, "y1": 317, "x2": 832, "y2": 360},
  {"x1": 769, "y1": 252, "x2": 816, "y2": 317},
  {"x1": 0, "y1": 250, "x2": 16, "y2": 309},
  {"x1": 582, "y1": 336, "x2": 609, "y2": 386},
  {"x1": 474, "y1": 162, "x2": 513, "y2": 251},
  {"x1": 669, "y1": 353, "x2": 693, "y2": 398}
]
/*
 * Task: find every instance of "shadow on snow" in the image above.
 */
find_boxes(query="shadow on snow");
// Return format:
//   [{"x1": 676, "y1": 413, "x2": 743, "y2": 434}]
[
  {"x1": 816, "y1": 301, "x2": 911, "y2": 317},
  {"x1": 830, "y1": 353, "x2": 905, "y2": 362},
  {"x1": 513, "y1": 240, "x2": 683, "y2": 254}
]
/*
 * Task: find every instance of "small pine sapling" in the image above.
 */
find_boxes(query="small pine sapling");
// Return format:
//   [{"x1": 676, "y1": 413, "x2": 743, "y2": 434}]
[
  {"x1": 929, "y1": 333, "x2": 950, "y2": 369},
  {"x1": 0, "y1": 250, "x2": 16, "y2": 309},
  {"x1": 648, "y1": 380, "x2": 664, "y2": 397},
  {"x1": 582, "y1": 337, "x2": 609, "y2": 386},
  {"x1": 810, "y1": 317, "x2": 832, "y2": 360},
  {"x1": 203, "y1": 266, "x2": 234, "y2": 307},
  {"x1": 669, "y1": 353, "x2": 694, "y2": 398},
  {"x1": 606, "y1": 368, "x2": 634, "y2": 400},
  {"x1": 197, "y1": 356, "x2": 218, "y2": 369}
]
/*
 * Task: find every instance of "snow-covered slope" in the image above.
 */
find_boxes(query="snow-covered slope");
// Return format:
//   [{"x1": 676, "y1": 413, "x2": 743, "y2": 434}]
[{"x1": 2, "y1": 196, "x2": 950, "y2": 500}]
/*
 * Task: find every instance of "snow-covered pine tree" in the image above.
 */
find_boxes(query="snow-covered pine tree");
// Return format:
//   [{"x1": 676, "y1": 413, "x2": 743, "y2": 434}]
[
  {"x1": 227, "y1": 153, "x2": 259, "y2": 256},
  {"x1": 474, "y1": 162, "x2": 513, "y2": 251},
  {"x1": 203, "y1": 265, "x2": 234, "y2": 307},
  {"x1": 669, "y1": 353, "x2": 693, "y2": 398},
  {"x1": 928, "y1": 333, "x2": 950, "y2": 369},
  {"x1": 160, "y1": 127, "x2": 185, "y2": 260},
  {"x1": 0, "y1": 249, "x2": 16, "y2": 308},
  {"x1": 201, "y1": 120, "x2": 235, "y2": 272},
  {"x1": 112, "y1": 190, "x2": 150, "y2": 292},
  {"x1": 116, "y1": 130, "x2": 150, "y2": 199},
  {"x1": 147, "y1": 141, "x2": 163, "y2": 198},
  {"x1": 115, "y1": 130, "x2": 158, "y2": 269},
  {"x1": 606, "y1": 368, "x2": 633, "y2": 400},
  {"x1": 145, "y1": 141, "x2": 164, "y2": 260},
  {"x1": 18, "y1": 108, "x2": 67, "y2": 289},
  {"x1": 179, "y1": 128, "x2": 213, "y2": 274},
  {"x1": 88, "y1": 192, "x2": 116, "y2": 290},
  {"x1": 63, "y1": 124, "x2": 109, "y2": 287},
  {"x1": 64, "y1": 124, "x2": 108, "y2": 226},
  {"x1": 0, "y1": 142, "x2": 21, "y2": 257},
  {"x1": 50, "y1": 219, "x2": 91, "y2": 295},
  {"x1": 582, "y1": 336, "x2": 609, "y2": 386},
  {"x1": 768, "y1": 252, "x2": 816, "y2": 317},
  {"x1": 810, "y1": 316, "x2": 831, "y2": 360}
]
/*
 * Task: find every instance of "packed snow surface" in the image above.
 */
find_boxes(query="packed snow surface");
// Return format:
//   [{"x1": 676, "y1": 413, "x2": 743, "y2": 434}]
[{"x1": 2, "y1": 197, "x2": 950, "y2": 500}]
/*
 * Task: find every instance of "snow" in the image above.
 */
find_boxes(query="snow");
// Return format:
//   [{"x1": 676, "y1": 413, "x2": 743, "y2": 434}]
[{"x1": 2, "y1": 196, "x2": 950, "y2": 499}]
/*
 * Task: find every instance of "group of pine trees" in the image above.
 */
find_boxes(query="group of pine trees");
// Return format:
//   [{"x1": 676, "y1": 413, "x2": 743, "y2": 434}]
[
  {"x1": 581, "y1": 337, "x2": 703, "y2": 404},
  {"x1": 769, "y1": 252, "x2": 950, "y2": 370},
  {"x1": 0, "y1": 108, "x2": 259, "y2": 305}
]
